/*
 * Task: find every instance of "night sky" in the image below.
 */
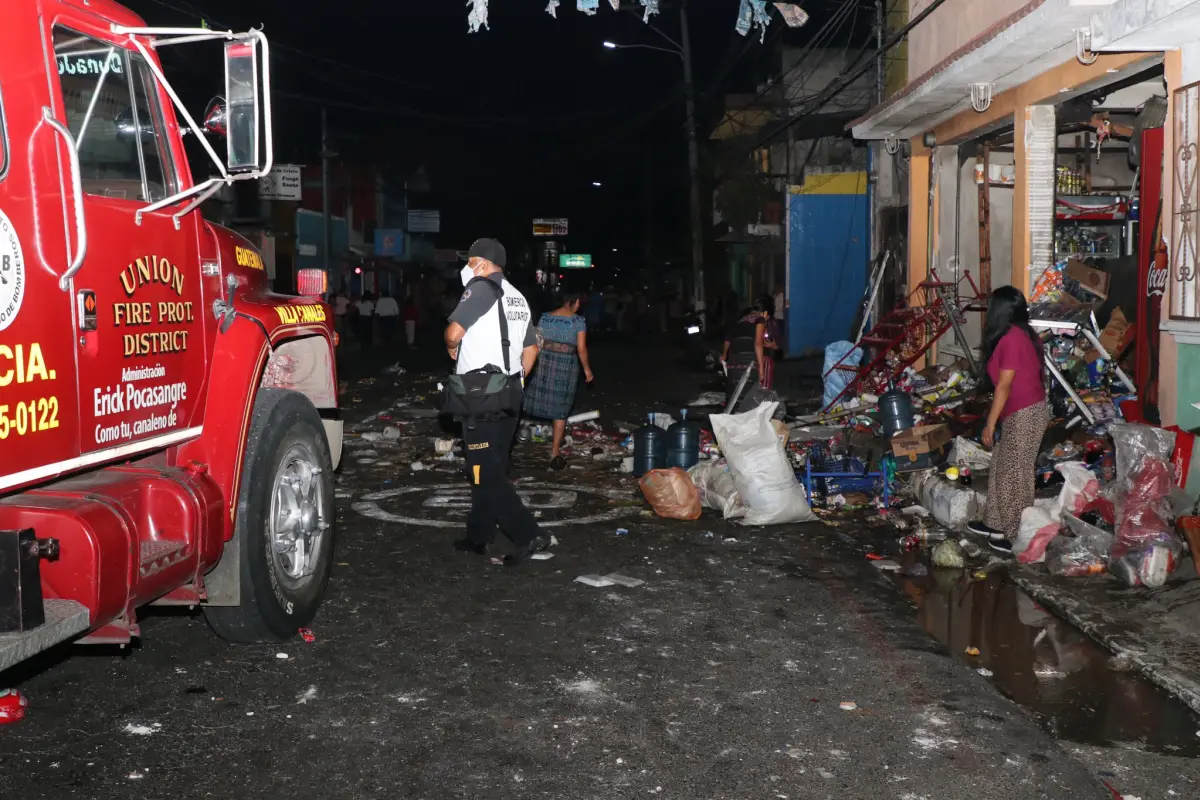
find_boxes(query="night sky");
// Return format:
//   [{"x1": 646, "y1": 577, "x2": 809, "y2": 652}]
[{"x1": 124, "y1": 0, "x2": 863, "y2": 265}]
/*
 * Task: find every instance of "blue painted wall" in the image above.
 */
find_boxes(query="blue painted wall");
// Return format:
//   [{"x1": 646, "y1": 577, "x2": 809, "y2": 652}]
[{"x1": 786, "y1": 184, "x2": 868, "y2": 354}]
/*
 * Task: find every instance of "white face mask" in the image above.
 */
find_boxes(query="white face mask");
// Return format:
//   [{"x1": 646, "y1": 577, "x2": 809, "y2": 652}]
[{"x1": 460, "y1": 264, "x2": 477, "y2": 287}]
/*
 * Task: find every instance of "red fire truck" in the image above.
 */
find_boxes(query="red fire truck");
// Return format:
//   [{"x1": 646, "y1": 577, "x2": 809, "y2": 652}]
[{"x1": 0, "y1": 0, "x2": 341, "y2": 673}]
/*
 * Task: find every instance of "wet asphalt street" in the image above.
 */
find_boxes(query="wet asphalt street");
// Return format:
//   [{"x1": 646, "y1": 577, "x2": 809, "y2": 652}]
[{"x1": 0, "y1": 338, "x2": 1196, "y2": 798}]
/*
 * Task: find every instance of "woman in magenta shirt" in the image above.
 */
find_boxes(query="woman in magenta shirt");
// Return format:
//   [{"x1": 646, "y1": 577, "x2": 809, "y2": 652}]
[{"x1": 968, "y1": 286, "x2": 1049, "y2": 552}]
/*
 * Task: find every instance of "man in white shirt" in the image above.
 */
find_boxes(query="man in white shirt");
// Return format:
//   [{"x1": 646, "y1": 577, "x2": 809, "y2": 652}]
[
  {"x1": 375, "y1": 289, "x2": 400, "y2": 345},
  {"x1": 443, "y1": 238, "x2": 547, "y2": 564}
]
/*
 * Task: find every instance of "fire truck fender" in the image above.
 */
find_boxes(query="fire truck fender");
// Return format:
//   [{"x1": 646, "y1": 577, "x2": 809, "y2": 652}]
[{"x1": 178, "y1": 304, "x2": 338, "y2": 608}]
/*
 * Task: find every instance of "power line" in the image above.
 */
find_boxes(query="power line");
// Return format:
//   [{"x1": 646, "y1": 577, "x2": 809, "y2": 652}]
[{"x1": 748, "y1": 0, "x2": 922, "y2": 151}]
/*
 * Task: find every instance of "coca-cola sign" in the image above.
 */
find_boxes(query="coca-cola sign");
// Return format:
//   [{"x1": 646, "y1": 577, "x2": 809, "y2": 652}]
[{"x1": 1147, "y1": 263, "x2": 1168, "y2": 297}]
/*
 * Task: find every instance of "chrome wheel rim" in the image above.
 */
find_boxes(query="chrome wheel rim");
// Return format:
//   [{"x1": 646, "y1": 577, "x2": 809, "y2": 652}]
[{"x1": 269, "y1": 443, "x2": 328, "y2": 587}]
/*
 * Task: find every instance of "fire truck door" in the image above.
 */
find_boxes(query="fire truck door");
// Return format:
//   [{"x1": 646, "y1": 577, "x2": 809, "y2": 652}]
[
  {"x1": 0, "y1": 3, "x2": 83, "y2": 492},
  {"x1": 45, "y1": 23, "x2": 205, "y2": 456}
]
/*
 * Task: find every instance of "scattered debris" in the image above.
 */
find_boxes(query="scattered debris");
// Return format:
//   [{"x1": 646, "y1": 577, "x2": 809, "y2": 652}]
[
  {"x1": 276, "y1": 652, "x2": 289, "y2": 660},
  {"x1": 976, "y1": 668, "x2": 994, "y2": 678},
  {"x1": 615, "y1": 528, "x2": 630, "y2": 537},
  {"x1": 839, "y1": 701, "x2": 858, "y2": 711},
  {"x1": 965, "y1": 647, "x2": 981, "y2": 657},
  {"x1": 871, "y1": 559, "x2": 902, "y2": 572},
  {"x1": 931, "y1": 539, "x2": 965, "y2": 568},
  {"x1": 122, "y1": 723, "x2": 161, "y2": 735},
  {"x1": 296, "y1": 686, "x2": 319, "y2": 704},
  {"x1": 530, "y1": 552, "x2": 554, "y2": 561},
  {"x1": 605, "y1": 573, "x2": 645, "y2": 588},
  {"x1": 0, "y1": 689, "x2": 28, "y2": 724},
  {"x1": 298, "y1": 628, "x2": 316, "y2": 643},
  {"x1": 575, "y1": 574, "x2": 616, "y2": 587}
]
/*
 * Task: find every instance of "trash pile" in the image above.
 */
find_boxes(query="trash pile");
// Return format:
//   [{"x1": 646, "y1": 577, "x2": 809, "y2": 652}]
[
  {"x1": 637, "y1": 401, "x2": 817, "y2": 526},
  {"x1": 1013, "y1": 423, "x2": 1200, "y2": 588}
]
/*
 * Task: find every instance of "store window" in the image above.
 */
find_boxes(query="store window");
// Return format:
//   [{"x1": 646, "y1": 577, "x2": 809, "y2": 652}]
[
  {"x1": 53, "y1": 28, "x2": 176, "y2": 202},
  {"x1": 1170, "y1": 81, "x2": 1200, "y2": 320}
]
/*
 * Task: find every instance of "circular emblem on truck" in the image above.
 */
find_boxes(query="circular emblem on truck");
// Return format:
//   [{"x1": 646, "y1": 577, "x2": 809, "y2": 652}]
[{"x1": 0, "y1": 209, "x2": 26, "y2": 333}]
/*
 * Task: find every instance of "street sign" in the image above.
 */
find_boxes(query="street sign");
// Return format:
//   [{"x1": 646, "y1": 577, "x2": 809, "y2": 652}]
[
  {"x1": 559, "y1": 253, "x2": 592, "y2": 268},
  {"x1": 374, "y1": 229, "x2": 405, "y2": 257},
  {"x1": 408, "y1": 210, "x2": 440, "y2": 233},
  {"x1": 258, "y1": 164, "x2": 302, "y2": 200},
  {"x1": 533, "y1": 218, "x2": 569, "y2": 237}
]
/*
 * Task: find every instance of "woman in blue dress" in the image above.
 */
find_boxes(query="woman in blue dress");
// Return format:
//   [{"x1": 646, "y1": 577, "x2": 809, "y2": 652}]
[{"x1": 523, "y1": 291, "x2": 594, "y2": 470}]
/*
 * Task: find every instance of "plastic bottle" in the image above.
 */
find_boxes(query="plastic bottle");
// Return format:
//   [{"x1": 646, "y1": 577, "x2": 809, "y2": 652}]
[
  {"x1": 633, "y1": 413, "x2": 666, "y2": 477},
  {"x1": 666, "y1": 409, "x2": 700, "y2": 470}
]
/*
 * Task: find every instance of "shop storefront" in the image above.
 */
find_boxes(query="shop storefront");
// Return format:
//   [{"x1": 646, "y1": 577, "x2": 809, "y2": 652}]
[{"x1": 850, "y1": 0, "x2": 1200, "y2": 430}]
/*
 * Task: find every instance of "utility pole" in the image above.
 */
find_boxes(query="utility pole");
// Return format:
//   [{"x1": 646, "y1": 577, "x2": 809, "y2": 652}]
[
  {"x1": 679, "y1": 0, "x2": 704, "y2": 310},
  {"x1": 320, "y1": 107, "x2": 334, "y2": 279}
]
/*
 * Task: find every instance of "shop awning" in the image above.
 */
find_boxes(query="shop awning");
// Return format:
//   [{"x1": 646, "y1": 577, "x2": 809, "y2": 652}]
[
  {"x1": 852, "y1": 0, "x2": 1100, "y2": 141},
  {"x1": 1090, "y1": 0, "x2": 1200, "y2": 51}
]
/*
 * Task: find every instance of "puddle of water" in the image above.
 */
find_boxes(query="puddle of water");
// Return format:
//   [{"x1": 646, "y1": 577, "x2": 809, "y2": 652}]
[{"x1": 894, "y1": 565, "x2": 1200, "y2": 757}]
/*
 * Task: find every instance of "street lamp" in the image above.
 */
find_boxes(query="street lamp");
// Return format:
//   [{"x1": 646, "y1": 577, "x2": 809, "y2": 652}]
[
  {"x1": 599, "y1": 4, "x2": 704, "y2": 309},
  {"x1": 592, "y1": 181, "x2": 603, "y2": 187}
]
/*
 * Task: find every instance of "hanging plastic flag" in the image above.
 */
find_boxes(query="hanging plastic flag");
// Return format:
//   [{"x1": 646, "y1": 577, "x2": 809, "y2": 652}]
[
  {"x1": 773, "y1": 2, "x2": 809, "y2": 28},
  {"x1": 735, "y1": 0, "x2": 753, "y2": 37},
  {"x1": 578, "y1": 0, "x2": 599, "y2": 16},
  {"x1": 608, "y1": 0, "x2": 621, "y2": 9},
  {"x1": 750, "y1": 0, "x2": 771, "y2": 42},
  {"x1": 467, "y1": 0, "x2": 489, "y2": 33},
  {"x1": 547, "y1": 0, "x2": 560, "y2": 18},
  {"x1": 640, "y1": 0, "x2": 660, "y2": 23}
]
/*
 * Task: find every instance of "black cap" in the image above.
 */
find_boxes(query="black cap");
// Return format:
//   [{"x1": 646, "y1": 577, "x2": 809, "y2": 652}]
[{"x1": 467, "y1": 238, "x2": 506, "y2": 268}]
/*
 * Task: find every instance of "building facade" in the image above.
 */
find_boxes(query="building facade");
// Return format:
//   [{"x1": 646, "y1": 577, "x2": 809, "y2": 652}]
[{"x1": 853, "y1": 0, "x2": 1200, "y2": 426}]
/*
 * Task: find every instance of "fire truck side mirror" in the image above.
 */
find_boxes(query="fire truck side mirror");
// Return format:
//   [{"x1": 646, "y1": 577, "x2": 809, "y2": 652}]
[{"x1": 223, "y1": 39, "x2": 263, "y2": 174}]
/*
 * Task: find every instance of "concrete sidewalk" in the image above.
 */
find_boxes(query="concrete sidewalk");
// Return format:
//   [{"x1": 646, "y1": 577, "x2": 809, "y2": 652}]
[{"x1": 1011, "y1": 562, "x2": 1200, "y2": 716}]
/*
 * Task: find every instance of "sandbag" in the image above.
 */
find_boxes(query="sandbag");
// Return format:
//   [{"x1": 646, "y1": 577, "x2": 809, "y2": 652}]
[
  {"x1": 639, "y1": 468, "x2": 702, "y2": 520},
  {"x1": 688, "y1": 459, "x2": 746, "y2": 520},
  {"x1": 710, "y1": 402, "x2": 816, "y2": 525}
]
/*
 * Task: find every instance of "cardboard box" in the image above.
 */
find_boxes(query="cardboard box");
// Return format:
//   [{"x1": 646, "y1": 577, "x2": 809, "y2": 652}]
[
  {"x1": 1097, "y1": 307, "x2": 1132, "y2": 357},
  {"x1": 1066, "y1": 258, "x2": 1111, "y2": 300},
  {"x1": 891, "y1": 423, "x2": 954, "y2": 473}
]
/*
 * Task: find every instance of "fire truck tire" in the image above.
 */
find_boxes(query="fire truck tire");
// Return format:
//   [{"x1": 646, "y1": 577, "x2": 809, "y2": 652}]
[{"x1": 204, "y1": 388, "x2": 335, "y2": 642}]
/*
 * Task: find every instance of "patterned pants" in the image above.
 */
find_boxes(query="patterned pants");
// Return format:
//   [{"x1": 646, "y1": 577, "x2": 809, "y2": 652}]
[{"x1": 984, "y1": 401, "x2": 1050, "y2": 538}]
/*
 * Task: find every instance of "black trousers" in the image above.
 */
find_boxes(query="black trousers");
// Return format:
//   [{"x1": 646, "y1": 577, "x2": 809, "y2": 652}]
[{"x1": 461, "y1": 416, "x2": 542, "y2": 548}]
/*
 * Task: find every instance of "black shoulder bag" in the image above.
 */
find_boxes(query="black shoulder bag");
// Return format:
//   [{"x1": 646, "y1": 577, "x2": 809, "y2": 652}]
[{"x1": 441, "y1": 278, "x2": 524, "y2": 424}]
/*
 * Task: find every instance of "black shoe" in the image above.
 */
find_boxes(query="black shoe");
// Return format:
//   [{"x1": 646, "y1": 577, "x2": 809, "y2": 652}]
[
  {"x1": 967, "y1": 520, "x2": 1006, "y2": 541},
  {"x1": 550, "y1": 455, "x2": 567, "y2": 471},
  {"x1": 453, "y1": 538, "x2": 488, "y2": 555},
  {"x1": 988, "y1": 537, "x2": 1014, "y2": 555},
  {"x1": 504, "y1": 535, "x2": 550, "y2": 566}
]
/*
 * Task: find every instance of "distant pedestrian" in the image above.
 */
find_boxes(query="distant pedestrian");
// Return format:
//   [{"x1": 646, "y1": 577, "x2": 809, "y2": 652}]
[
  {"x1": 969, "y1": 287, "x2": 1049, "y2": 553},
  {"x1": 402, "y1": 293, "x2": 419, "y2": 348},
  {"x1": 375, "y1": 289, "x2": 400, "y2": 345},
  {"x1": 332, "y1": 290, "x2": 350, "y2": 342},
  {"x1": 721, "y1": 296, "x2": 772, "y2": 401},
  {"x1": 356, "y1": 292, "x2": 376, "y2": 349},
  {"x1": 523, "y1": 291, "x2": 594, "y2": 471}
]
